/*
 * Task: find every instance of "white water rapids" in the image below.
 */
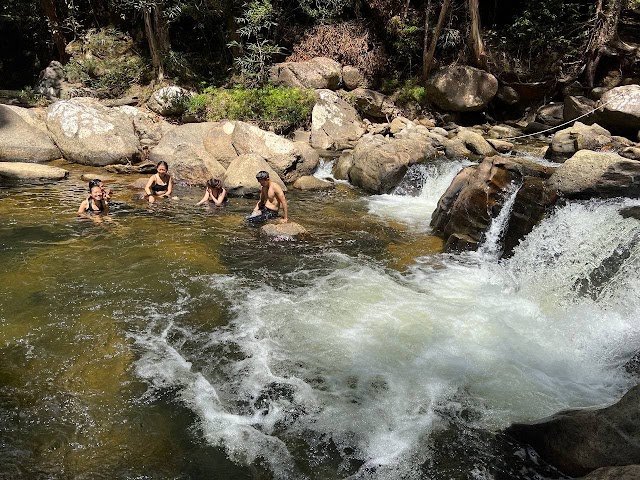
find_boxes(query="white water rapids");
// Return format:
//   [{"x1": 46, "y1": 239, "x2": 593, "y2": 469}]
[{"x1": 133, "y1": 162, "x2": 640, "y2": 479}]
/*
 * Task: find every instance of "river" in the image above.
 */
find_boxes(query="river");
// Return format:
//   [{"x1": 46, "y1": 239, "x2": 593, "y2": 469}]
[{"x1": 1, "y1": 158, "x2": 639, "y2": 479}]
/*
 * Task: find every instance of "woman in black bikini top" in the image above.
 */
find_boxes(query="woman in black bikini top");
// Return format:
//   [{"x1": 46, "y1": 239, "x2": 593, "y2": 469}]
[
  {"x1": 78, "y1": 185, "x2": 108, "y2": 215},
  {"x1": 144, "y1": 161, "x2": 173, "y2": 203}
]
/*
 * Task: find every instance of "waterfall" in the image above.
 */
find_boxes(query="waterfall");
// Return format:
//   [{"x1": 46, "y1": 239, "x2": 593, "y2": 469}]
[{"x1": 478, "y1": 182, "x2": 522, "y2": 259}]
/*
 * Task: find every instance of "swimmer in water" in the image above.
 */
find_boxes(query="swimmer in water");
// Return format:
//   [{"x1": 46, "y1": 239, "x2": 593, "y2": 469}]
[
  {"x1": 196, "y1": 178, "x2": 228, "y2": 207},
  {"x1": 144, "y1": 161, "x2": 173, "y2": 203}
]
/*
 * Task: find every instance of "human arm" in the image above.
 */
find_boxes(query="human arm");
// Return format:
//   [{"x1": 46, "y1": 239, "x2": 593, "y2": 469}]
[
  {"x1": 163, "y1": 176, "x2": 173, "y2": 197},
  {"x1": 196, "y1": 189, "x2": 209, "y2": 206},
  {"x1": 77, "y1": 199, "x2": 89, "y2": 214},
  {"x1": 254, "y1": 188, "x2": 266, "y2": 212},
  {"x1": 212, "y1": 188, "x2": 227, "y2": 206},
  {"x1": 275, "y1": 185, "x2": 288, "y2": 222},
  {"x1": 144, "y1": 175, "x2": 155, "y2": 196}
]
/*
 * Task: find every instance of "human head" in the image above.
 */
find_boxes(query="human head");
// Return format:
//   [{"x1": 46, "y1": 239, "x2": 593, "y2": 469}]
[
  {"x1": 156, "y1": 161, "x2": 169, "y2": 174},
  {"x1": 207, "y1": 178, "x2": 222, "y2": 189},
  {"x1": 89, "y1": 185, "x2": 102, "y2": 199},
  {"x1": 256, "y1": 171, "x2": 269, "y2": 183},
  {"x1": 89, "y1": 178, "x2": 102, "y2": 189}
]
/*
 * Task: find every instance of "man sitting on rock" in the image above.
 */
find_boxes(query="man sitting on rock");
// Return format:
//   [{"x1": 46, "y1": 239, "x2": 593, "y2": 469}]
[{"x1": 246, "y1": 170, "x2": 288, "y2": 224}]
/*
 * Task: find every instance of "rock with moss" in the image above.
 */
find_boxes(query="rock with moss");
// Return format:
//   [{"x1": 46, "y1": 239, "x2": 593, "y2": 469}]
[
  {"x1": 0, "y1": 105, "x2": 61, "y2": 162},
  {"x1": 147, "y1": 86, "x2": 193, "y2": 116}
]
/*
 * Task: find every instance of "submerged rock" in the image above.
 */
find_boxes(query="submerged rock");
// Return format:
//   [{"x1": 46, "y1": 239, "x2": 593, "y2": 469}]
[{"x1": 261, "y1": 221, "x2": 307, "y2": 240}]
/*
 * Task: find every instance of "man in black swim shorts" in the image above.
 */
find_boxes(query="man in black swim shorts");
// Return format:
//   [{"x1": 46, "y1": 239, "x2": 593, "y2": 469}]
[{"x1": 246, "y1": 171, "x2": 288, "y2": 224}]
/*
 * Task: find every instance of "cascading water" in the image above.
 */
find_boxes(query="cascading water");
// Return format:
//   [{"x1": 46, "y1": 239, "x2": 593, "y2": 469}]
[
  {"x1": 477, "y1": 182, "x2": 522, "y2": 260},
  {"x1": 131, "y1": 162, "x2": 640, "y2": 479}
]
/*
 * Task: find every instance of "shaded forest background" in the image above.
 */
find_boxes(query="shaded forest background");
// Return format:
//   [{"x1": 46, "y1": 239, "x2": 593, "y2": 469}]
[{"x1": 2, "y1": 0, "x2": 640, "y2": 97}]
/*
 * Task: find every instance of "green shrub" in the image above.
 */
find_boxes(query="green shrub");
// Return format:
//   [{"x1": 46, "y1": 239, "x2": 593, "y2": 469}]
[{"x1": 188, "y1": 85, "x2": 314, "y2": 133}]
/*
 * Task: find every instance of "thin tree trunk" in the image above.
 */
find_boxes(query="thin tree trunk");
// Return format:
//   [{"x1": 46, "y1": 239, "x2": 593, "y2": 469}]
[
  {"x1": 585, "y1": 0, "x2": 627, "y2": 87},
  {"x1": 468, "y1": 0, "x2": 488, "y2": 69},
  {"x1": 423, "y1": 0, "x2": 451, "y2": 79},
  {"x1": 143, "y1": 4, "x2": 170, "y2": 82},
  {"x1": 41, "y1": 0, "x2": 69, "y2": 63}
]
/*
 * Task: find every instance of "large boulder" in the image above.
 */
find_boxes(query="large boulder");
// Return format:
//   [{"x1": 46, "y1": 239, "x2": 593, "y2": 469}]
[
  {"x1": 583, "y1": 466, "x2": 640, "y2": 480},
  {"x1": 0, "y1": 162, "x2": 68, "y2": 183},
  {"x1": 223, "y1": 154, "x2": 285, "y2": 197},
  {"x1": 311, "y1": 89, "x2": 366, "y2": 150},
  {"x1": 269, "y1": 57, "x2": 342, "y2": 90},
  {"x1": 342, "y1": 65, "x2": 365, "y2": 90},
  {"x1": 547, "y1": 149, "x2": 640, "y2": 199},
  {"x1": 505, "y1": 385, "x2": 640, "y2": 477},
  {"x1": 430, "y1": 156, "x2": 556, "y2": 254},
  {"x1": 547, "y1": 122, "x2": 613, "y2": 162},
  {"x1": 46, "y1": 98, "x2": 139, "y2": 166},
  {"x1": 117, "y1": 105, "x2": 172, "y2": 150},
  {"x1": 147, "y1": 86, "x2": 193, "y2": 116},
  {"x1": 150, "y1": 122, "x2": 225, "y2": 185},
  {"x1": 349, "y1": 126, "x2": 439, "y2": 193},
  {"x1": 231, "y1": 121, "x2": 319, "y2": 183},
  {"x1": 350, "y1": 88, "x2": 398, "y2": 119},
  {"x1": 0, "y1": 105, "x2": 61, "y2": 162},
  {"x1": 202, "y1": 121, "x2": 239, "y2": 168},
  {"x1": 596, "y1": 84, "x2": 640, "y2": 133},
  {"x1": 564, "y1": 95, "x2": 597, "y2": 123},
  {"x1": 425, "y1": 66, "x2": 498, "y2": 112},
  {"x1": 536, "y1": 103, "x2": 564, "y2": 127},
  {"x1": 35, "y1": 60, "x2": 64, "y2": 99},
  {"x1": 449, "y1": 128, "x2": 496, "y2": 156}
]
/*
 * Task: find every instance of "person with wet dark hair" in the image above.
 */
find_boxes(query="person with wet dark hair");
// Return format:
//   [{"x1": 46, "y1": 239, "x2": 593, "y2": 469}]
[
  {"x1": 144, "y1": 161, "x2": 173, "y2": 203},
  {"x1": 78, "y1": 184, "x2": 108, "y2": 215},
  {"x1": 246, "y1": 170, "x2": 287, "y2": 224},
  {"x1": 89, "y1": 178, "x2": 111, "y2": 201},
  {"x1": 196, "y1": 178, "x2": 228, "y2": 207}
]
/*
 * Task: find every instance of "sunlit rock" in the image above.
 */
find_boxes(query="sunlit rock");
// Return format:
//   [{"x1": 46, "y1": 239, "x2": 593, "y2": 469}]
[
  {"x1": 311, "y1": 89, "x2": 366, "y2": 150},
  {"x1": 147, "y1": 86, "x2": 193, "y2": 116},
  {"x1": 150, "y1": 122, "x2": 225, "y2": 185},
  {"x1": 425, "y1": 65, "x2": 498, "y2": 112},
  {"x1": 547, "y1": 122, "x2": 613, "y2": 162},
  {"x1": 46, "y1": 98, "x2": 139, "y2": 166},
  {"x1": 0, "y1": 162, "x2": 68, "y2": 182},
  {"x1": 261, "y1": 221, "x2": 308, "y2": 239},
  {"x1": 0, "y1": 105, "x2": 61, "y2": 162},
  {"x1": 292, "y1": 175, "x2": 335, "y2": 190},
  {"x1": 270, "y1": 57, "x2": 342, "y2": 90},
  {"x1": 224, "y1": 153, "x2": 285, "y2": 197},
  {"x1": 547, "y1": 150, "x2": 640, "y2": 198}
]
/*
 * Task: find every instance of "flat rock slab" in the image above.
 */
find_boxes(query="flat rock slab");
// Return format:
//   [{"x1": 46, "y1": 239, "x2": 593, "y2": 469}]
[
  {"x1": 0, "y1": 162, "x2": 68, "y2": 182},
  {"x1": 261, "y1": 222, "x2": 308, "y2": 240}
]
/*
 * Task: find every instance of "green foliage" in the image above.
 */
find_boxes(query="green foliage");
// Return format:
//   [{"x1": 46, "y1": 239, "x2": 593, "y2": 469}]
[
  {"x1": 188, "y1": 85, "x2": 315, "y2": 133},
  {"x1": 504, "y1": 0, "x2": 592, "y2": 58},
  {"x1": 228, "y1": 0, "x2": 284, "y2": 86},
  {"x1": 298, "y1": 0, "x2": 353, "y2": 21},
  {"x1": 396, "y1": 82, "x2": 427, "y2": 106},
  {"x1": 386, "y1": 15, "x2": 423, "y2": 75}
]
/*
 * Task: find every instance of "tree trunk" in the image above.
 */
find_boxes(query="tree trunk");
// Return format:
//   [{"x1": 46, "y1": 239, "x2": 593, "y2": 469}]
[
  {"x1": 468, "y1": 0, "x2": 487, "y2": 69},
  {"x1": 143, "y1": 4, "x2": 170, "y2": 82},
  {"x1": 585, "y1": 0, "x2": 627, "y2": 87},
  {"x1": 422, "y1": 0, "x2": 451, "y2": 79},
  {"x1": 41, "y1": 0, "x2": 69, "y2": 63}
]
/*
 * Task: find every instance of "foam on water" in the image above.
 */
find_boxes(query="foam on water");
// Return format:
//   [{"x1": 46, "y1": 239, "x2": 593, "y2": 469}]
[
  {"x1": 134, "y1": 197, "x2": 640, "y2": 478},
  {"x1": 366, "y1": 161, "x2": 466, "y2": 231}
]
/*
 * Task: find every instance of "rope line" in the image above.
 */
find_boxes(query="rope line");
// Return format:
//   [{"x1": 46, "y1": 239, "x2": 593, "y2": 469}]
[{"x1": 502, "y1": 97, "x2": 617, "y2": 141}]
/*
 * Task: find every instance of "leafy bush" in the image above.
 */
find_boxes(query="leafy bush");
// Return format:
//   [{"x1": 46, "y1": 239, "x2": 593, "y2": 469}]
[{"x1": 187, "y1": 85, "x2": 315, "y2": 133}]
